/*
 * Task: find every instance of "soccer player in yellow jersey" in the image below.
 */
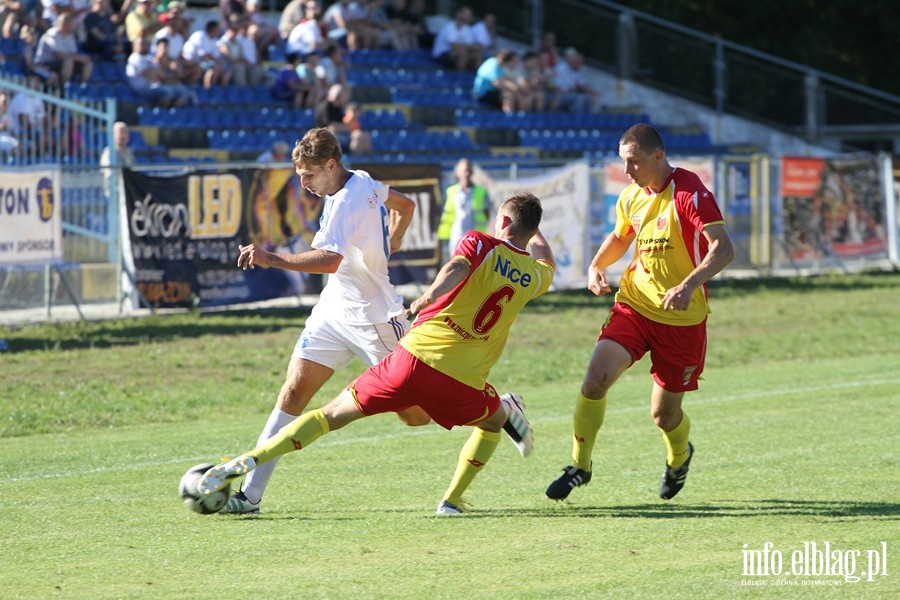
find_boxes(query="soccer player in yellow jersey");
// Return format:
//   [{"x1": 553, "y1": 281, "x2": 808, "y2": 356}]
[
  {"x1": 199, "y1": 192, "x2": 556, "y2": 514},
  {"x1": 546, "y1": 123, "x2": 734, "y2": 501}
]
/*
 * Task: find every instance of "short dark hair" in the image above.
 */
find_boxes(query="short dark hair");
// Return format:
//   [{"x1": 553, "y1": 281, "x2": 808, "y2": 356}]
[
  {"x1": 620, "y1": 123, "x2": 665, "y2": 154},
  {"x1": 292, "y1": 127, "x2": 343, "y2": 168},
  {"x1": 497, "y1": 49, "x2": 517, "y2": 66},
  {"x1": 501, "y1": 192, "x2": 542, "y2": 236}
]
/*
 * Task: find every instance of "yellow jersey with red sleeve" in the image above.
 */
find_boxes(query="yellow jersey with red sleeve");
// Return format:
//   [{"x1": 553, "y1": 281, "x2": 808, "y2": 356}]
[
  {"x1": 400, "y1": 231, "x2": 555, "y2": 389},
  {"x1": 614, "y1": 167, "x2": 725, "y2": 326}
]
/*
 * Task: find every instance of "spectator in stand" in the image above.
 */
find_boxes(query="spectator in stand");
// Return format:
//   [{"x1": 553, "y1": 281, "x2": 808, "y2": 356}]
[
  {"x1": 472, "y1": 49, "x2": 520, "y2": 114},
  {"x1": 124, "y1": 0, "x2": 162, "y2": 45},
  {"x1": 255, "y1": 139, "x2": 290, "y2": 162},
  {"x1": 152, "y1": 36, "x2": 198, "y2": 106},
  {"x1": 277, "y1": 0, "x2": 304, "y2": 41},
  {"x1": 152, "y1": 11, "x2": 202, "y2": 86},
  {"x1": 320, "y1": 0, "x2": 350, "y2": 49},
  {"x1": 538, "y1": 31, "x2": 559, "y2": 70},
  {"x1": 8, "y1": 72, "x2": 50, "y2": 155},
  {"x1": 109, "y1": 0, "x2": 135, "y2": 27},
  {"x1": 100, "y1": 120, "x2": 134, "y2": 167},
  {"x1": 406, "y1": 0, "x2": 433, "y2": 49},
  {"x1": 314, "y1": 82, "x2": 371, "y2": 155},
  {"x1": 286, "y1": 1, "x2": 324, "y2": 57},
  {"x1": 552, "y1": 46, "x2": 599, "y2": 113},
  {"x1": 245, "y1": 0, "x2": 280, "y2": 59},
  {"x1": 83, "y1": 0, "x2": 125, "y2": 61},
  {"x1": 219, "y1": 0, "x2": 246, "y2": 30},
  {"x1": 34, "y1": 12, "x2": 93, "y2": 86},
  {"x1": 69, "y1": 0, "x2": 91, "y2": 38},
  {"x1": 432, "y1": 5, "x2": 481, "y2": 72},
  {"x1": 341, "y1": 100, "x2": 359, "y2": 131},
  {"x1": 270, "y1": 51, "x2": 315, "y2": 109},
  {"x1": 514, "y1": 50, "x2": 546, "y2": 112},
  {"x1": 0, "y1": 89, "x2": 19, "y2": 153},
  {"x1": 332, "y1": 0, "x2": 381, "y2": 49},
  {"x1": 126, "y1": 35, "x2": 193, "y2": 107},
  {"x1": 234, "y1": 14, "x2": 269, "y2": 86},
  {"x1": 317, "y1": 42, "x2": 346, "y2": 87},
  {"x1": 100, "y1": 120, "x2": 134, "y2": 193},
  {"x1": 384, "y1": 0, "x2": 421, "y2": 51},
  {"x1": 217, "y1": 20, "x2": 250, "y2": 85},
  {"x1": 470, "y1": 11, "x2": 495, "y2": 59},
  {"x1": 159, "y1": 1, "x2": 192, "y2": 32},
  {"x1": 20, "y1": 23, "x2": 59, "y2": 88},
  {"x1": 1, "y1": 0, "x2": 37, "y2": 39},
  {"x1": 298, "y1": 50, "x2": 325, "y2": 102},
  {"x1": 368, "y1": 0, "x2": 417, "y2": 51},
  {"x1": 182, "y1": 19, "x2": 232, "y2": 88},
  {"x1": 40, "y1": 0, "x2": 73, "y2": 30}
]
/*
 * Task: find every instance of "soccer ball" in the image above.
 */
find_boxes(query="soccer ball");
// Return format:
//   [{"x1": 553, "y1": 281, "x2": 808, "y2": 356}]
[{"x1": 179, "y1": 463, "x2": 231, "y2": 515}]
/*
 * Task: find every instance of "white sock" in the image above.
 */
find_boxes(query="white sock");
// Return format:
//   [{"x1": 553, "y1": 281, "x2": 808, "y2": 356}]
[{"x1": 241, "y1": 407, "x2": 297, "y2": 504}]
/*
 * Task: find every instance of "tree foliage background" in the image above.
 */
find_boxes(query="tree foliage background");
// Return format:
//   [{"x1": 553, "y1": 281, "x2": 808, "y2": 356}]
[
  {"x1": 620, "y1": 0, "x2": 898, "y2": 96},
  {"x1": 457, "y1": 0, "x2": 899, "y2": 97}
]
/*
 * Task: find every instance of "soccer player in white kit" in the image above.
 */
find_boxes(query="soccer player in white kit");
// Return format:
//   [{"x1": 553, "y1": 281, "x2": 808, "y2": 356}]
[{"x1": 226, "y1": 127, "x2": 430, "y2": 513}]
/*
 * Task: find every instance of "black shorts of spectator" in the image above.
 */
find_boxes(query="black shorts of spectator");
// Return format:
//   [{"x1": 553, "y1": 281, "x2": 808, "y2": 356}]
[{"x1": 477, "y1": 89, "x2": 502, "y2": 110}]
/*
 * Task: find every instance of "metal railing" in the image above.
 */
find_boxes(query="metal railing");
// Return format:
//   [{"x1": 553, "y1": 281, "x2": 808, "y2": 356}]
[{"x1": 468, "y1": 0, "x2": 900, "y2": 149}]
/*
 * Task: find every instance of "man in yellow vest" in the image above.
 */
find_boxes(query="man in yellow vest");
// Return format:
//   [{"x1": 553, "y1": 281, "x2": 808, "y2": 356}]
[{"x1": 439, "y1": 158, "x2": 491, "y2": 261}]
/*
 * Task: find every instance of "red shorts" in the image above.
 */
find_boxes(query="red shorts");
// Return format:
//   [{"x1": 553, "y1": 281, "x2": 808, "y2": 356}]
[
  {"x1": 350, "y1": 346, "x2": 501, "y2": 430},
  {"x1": 599, "y1": 302, "x2": 707, "y2": 392}
]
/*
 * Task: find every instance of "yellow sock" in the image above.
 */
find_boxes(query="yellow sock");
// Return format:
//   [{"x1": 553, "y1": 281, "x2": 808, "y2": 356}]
[
  {"x1": 572, "y1": 392, "x2": 606, "y2": 471},
  {"x1": 247, "y1": 409, "x2": 330, "y2": 465},
  {"x1": 662, "y1": 412, "x2": 691, "y2": 467},
  {"x1": 442, "y1": 429, "x2": 501, "y2": 505}
]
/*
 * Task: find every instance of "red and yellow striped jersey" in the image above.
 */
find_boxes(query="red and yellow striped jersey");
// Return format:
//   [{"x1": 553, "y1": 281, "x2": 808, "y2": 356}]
[
  {"x1": 401, "y1": 231, "x2": 555, "y2": 389},
  {"x1": 614, "y1": 168, "x2": 725, "y2": 325}
]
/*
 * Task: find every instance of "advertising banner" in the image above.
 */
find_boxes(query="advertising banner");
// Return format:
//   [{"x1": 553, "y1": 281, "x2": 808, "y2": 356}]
[
  {"x1": 121, "y1": 168, "x2": 322, "y2": 308},
  {"x1": 353, "y1": 163, "x2": 443, "y2": 284},
  {"x1": 483, "y1": 161, "x2": 590, "y2": 290},
  {"x1": 780, "y1": 157, "x2": 887, "y2": 262},
  {"x1": 121, "y1": 164, "x2": 441, "y2": 308},
  {"x1": 0, "y1": 169, "x2": 62, "y2": 265}
]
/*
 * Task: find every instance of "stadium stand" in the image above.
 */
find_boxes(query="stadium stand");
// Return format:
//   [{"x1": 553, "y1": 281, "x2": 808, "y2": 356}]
[{"x1": 0, "y1": 8, "x2": 726, "y2": 167}]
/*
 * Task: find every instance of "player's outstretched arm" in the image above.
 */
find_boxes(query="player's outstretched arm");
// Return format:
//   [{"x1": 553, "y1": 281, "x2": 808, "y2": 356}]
[
  {"x1": 528, "y1": 228, "x2": 555, "y2": 271},
  {"x1": 408, "y1": 256, "x2": 471, "y2": 315},
  {"x1": 237, "y1": 244, "x2": 343, "y2": 274},
  {"x1": 587, "y1": 231, "x2": 633, "y2": 296},
  {"x1": 385, "y1": 188, "x2": 416, "y2": 254}
]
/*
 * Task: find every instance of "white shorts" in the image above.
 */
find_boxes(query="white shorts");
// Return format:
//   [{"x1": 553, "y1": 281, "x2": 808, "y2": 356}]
[{"x1": 291, "y1": 310, "x2": 409, "y2": 371}]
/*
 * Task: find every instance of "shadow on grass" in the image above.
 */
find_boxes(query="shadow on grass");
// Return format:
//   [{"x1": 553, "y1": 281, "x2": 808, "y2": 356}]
[
  {"x1": 207, "y1": 499, "x2": 900, "y2": 521},
  {"x1": 468, "y1": 499, "x2": 900, "y2": 520},
  {"x1": 4, "y1": 304, "x2": 314, "y2": 353},
  {"x1": 524, "y1": 270, "x2": 900, "y2": 313}
]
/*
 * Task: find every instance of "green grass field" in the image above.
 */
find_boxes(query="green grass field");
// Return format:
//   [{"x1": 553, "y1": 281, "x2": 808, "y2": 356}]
[{"x1": 1, "y1": 272, "x2": 898, "y2": 598}]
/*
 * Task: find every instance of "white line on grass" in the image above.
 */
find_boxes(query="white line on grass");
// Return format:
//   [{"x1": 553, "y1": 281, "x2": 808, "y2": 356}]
[{"x1": 2, "y1": 377, "x2": 898, "y2": 485}]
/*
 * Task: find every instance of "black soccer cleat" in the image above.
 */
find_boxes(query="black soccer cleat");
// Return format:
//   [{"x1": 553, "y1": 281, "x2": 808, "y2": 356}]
[
  {"x1": 659, "y1": 443, "x2": 694, "y2": 500},
  {"x1": 546, "y1": 465, "x2": 592, "y2": 500}
]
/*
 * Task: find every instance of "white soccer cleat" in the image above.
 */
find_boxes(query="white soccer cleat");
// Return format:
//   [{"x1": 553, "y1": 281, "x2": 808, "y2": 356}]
[
  {"x1": 500, "y1": 393, "x2": 534, "y2": 458},
  {"x1": 197, "y1": 456, "x2": 257, "y2": 494},
  {"x1": 436, "y1": 500, "x2": 465, "y2": 515}
]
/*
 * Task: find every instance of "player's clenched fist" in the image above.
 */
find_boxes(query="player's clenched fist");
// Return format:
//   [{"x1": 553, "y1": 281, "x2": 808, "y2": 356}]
[
  {"x1": 587, "y1": 266, "x2": 612, "y2": 296},
  {"x1": 237, "y1": 244, "x2": 272, "y2": 270}
]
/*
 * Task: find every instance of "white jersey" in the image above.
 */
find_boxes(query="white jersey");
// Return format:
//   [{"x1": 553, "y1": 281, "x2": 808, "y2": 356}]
[{"x1": 311, "y1": 170, "x2": 405, "y2": 325}]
